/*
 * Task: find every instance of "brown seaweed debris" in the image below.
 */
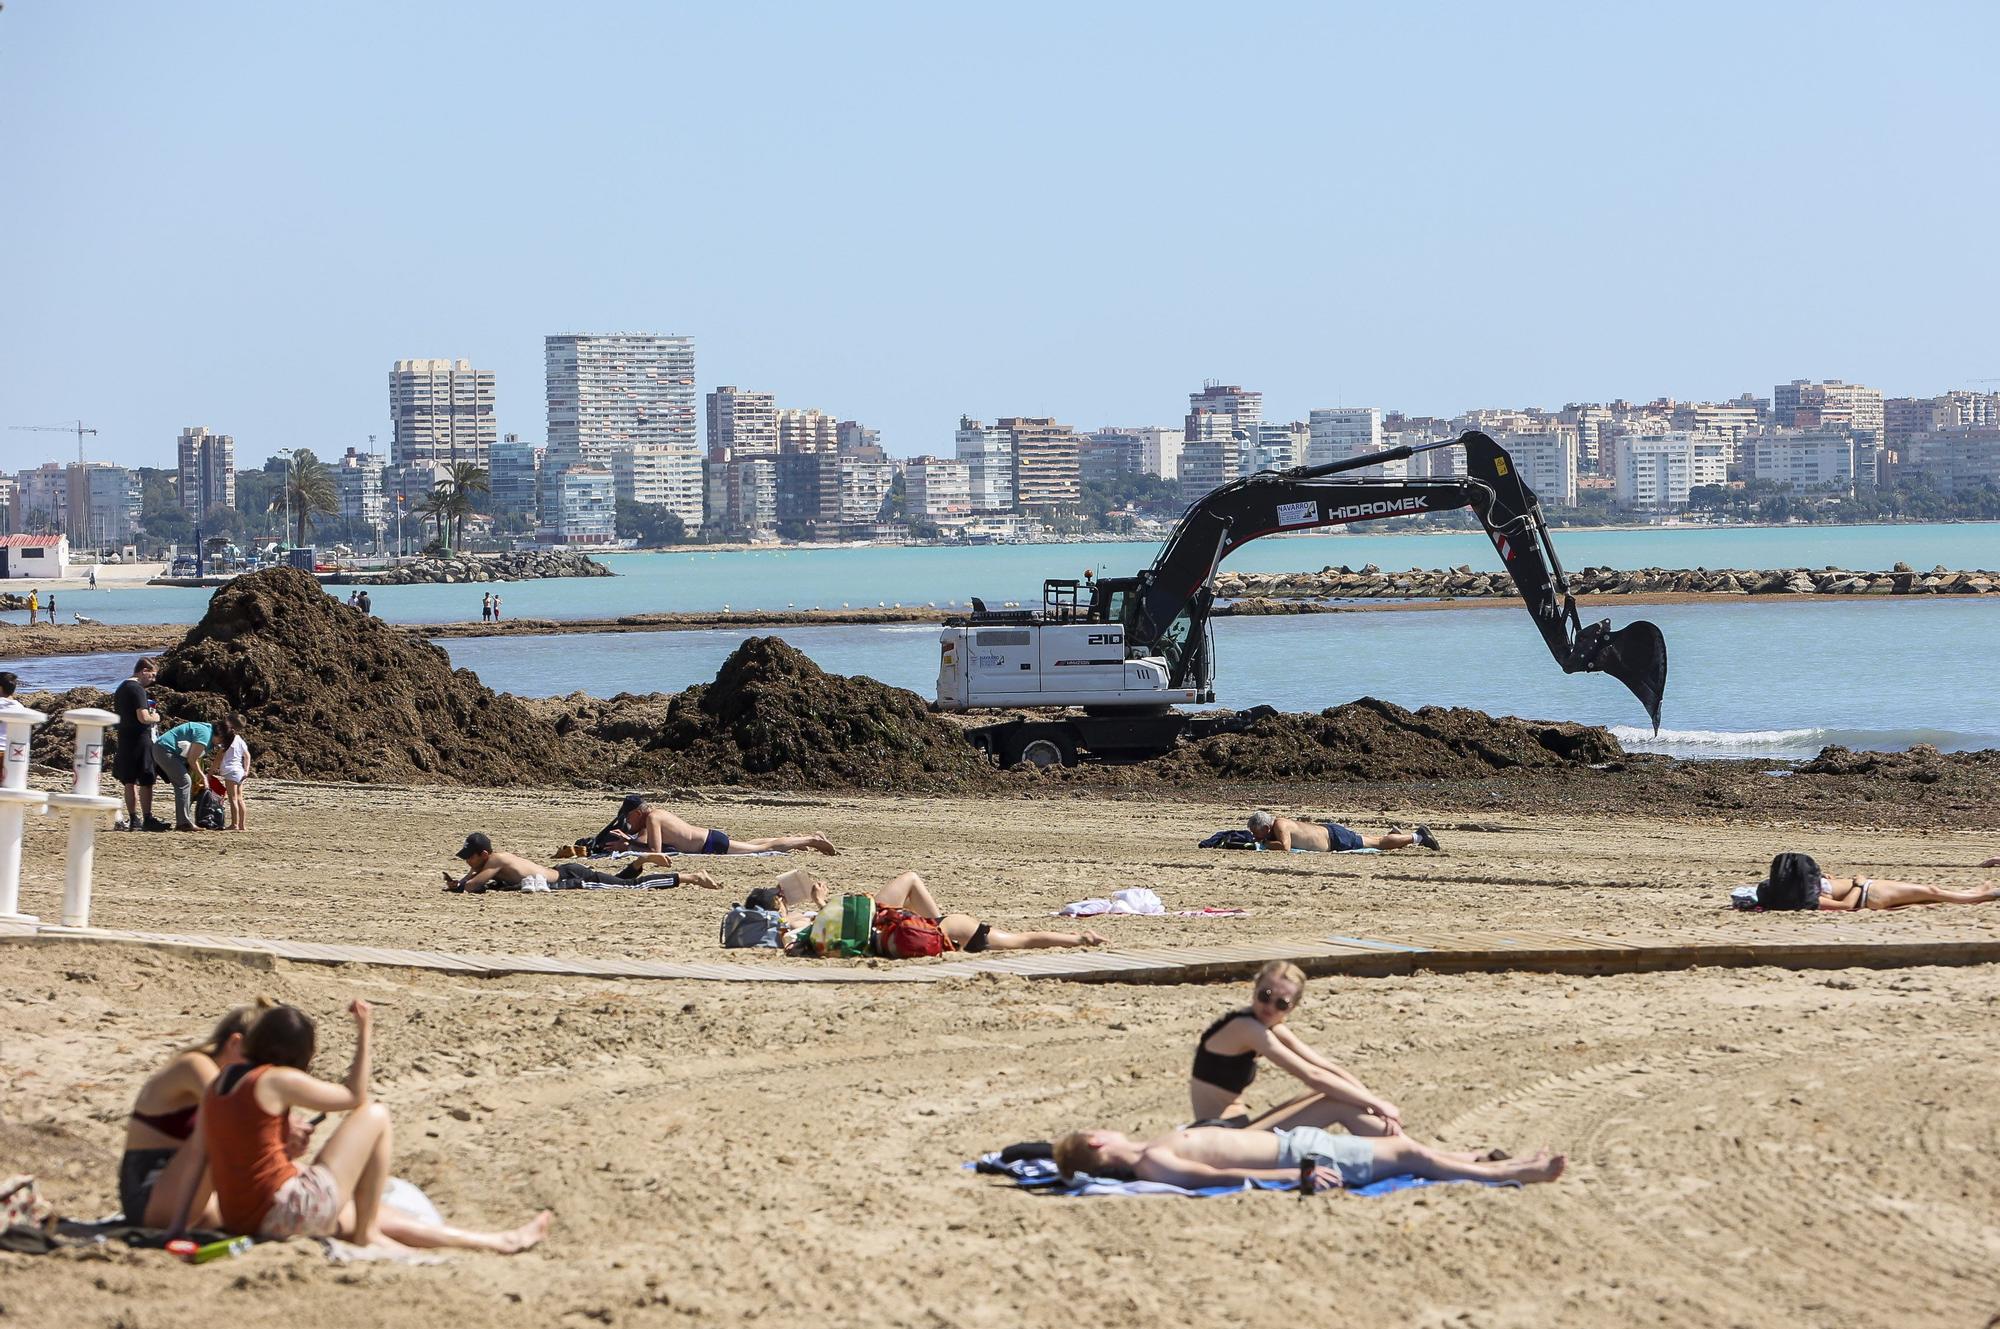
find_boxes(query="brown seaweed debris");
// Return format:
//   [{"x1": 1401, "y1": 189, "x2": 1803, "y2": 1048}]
[
  {"x1": 147, "y1": 566, "x2": 588, "y2": 785},
  {"x1": 607, "y1": 636, "x2": 1003, "y2": 793}
]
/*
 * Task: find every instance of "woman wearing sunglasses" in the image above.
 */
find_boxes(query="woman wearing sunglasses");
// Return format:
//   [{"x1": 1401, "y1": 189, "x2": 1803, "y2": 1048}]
[{"x1": 1188, "y1": 960, "x2": 1405, "y2": 1136}]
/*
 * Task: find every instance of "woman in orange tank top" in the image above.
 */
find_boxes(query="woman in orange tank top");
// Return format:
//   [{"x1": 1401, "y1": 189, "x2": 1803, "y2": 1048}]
[{"x1": 173, "y1": 999, "x2": 551, "y2": 1254}]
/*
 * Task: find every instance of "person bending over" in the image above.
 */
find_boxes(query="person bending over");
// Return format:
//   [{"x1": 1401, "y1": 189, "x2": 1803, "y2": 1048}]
[
  {"x1": 172, "y1": 999, "x2": 549, "y2": 1253},
  {"x1": 1248, "y1": 810, "x2": 1440, "y2": 854},
  {"x1": 1190, "y1": 961, "x2": 1417, "y2": 1137},
  {"x1": 784, "y1": 869, "x2": 1108, "y2": 952},
  {"x1": 120, "y1": 1002, "x2": 274, "y2": 1227},
  {"x1": 444, "y1": 832, "x2": 721, "y2": 893},
  {"x1": 1743, "y1": 852, "x2": 2000, "y2": 911},
  {"x1": 1053, "y1": 1123, "x2": 1563, "y2": 1192},
  {"x1": 607, "y1": 794, "x2": 837, "y2": 857}
]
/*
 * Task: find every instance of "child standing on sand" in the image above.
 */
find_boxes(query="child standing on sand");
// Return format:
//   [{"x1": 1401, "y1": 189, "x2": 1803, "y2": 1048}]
[{"x1": 217, "y1": 714, "x2": 252, "y2": 831}]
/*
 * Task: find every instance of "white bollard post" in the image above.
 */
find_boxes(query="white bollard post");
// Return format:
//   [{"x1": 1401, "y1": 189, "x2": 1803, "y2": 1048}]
[
  {"x1": 0, "y1": 706, "x2": 51, "y2": 929},
  {"x1": 44, "y1": 707, "x2": 123, "y2": 931}
]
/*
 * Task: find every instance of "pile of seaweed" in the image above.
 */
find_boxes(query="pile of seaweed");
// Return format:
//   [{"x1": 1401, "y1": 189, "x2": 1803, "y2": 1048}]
[
  {"x1": 140, "y1": 567, "x2": 588, "y2": 785},
  {"x1": 598, "y1": 637, "x2": 1003, "y2": 793}
]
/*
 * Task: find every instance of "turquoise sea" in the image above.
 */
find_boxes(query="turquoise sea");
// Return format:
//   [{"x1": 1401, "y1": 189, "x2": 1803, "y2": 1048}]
[{"x1": 8, "y1": 524, "x2": 1998, "y2": 760}]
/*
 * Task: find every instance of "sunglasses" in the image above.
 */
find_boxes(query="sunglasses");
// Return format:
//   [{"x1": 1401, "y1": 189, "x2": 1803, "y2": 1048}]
[{"x1": 1255, "y1": 988, "x2": 1295, "y2": 1012}]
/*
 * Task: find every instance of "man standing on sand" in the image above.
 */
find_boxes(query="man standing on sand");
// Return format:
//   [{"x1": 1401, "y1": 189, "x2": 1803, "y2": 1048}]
[
  {"x1": 606, "y1": 794, "x2": 837, "y2": 856},
  {"x1": 1051, "y1": 1123, "x2": 1564, "y2": 1193},
  {"x1": 443, "y1": 832, "x2": 721, "y2": 893},
  {"x1": 113, "y1": 657, "x2": 170, "y2": 832},
  {"x1": 1247, "y1": 810, "x2": 1441, "y2": 853}
]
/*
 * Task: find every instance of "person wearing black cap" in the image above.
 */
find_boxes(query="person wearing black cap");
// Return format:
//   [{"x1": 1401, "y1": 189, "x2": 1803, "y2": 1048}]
[
  {"x1": 444, "y1": 832, "x2": 722, "y2": 894},
  {"x1": 604, "y1": 794, "x2": 837, "y2": 857}
]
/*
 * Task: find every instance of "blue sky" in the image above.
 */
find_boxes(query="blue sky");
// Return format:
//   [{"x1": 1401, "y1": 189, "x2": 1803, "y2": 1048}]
[{"x1": 3, "y1": 1, "x2": 1997, "y2": 470}]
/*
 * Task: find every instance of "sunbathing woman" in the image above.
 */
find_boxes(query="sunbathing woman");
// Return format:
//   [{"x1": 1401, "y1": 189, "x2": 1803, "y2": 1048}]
[
  {"x1": 173, "y1": 999, "x2": 550, "y2": 1254},
  {"x1": 120, "y1": 1001, "x2": 275, "y2": 1227},
  {"x1": 781, "y1": 869, "x2": 1108, "y2": 951},
  {"x1": 1743, "y1": 852, "x2": 2000, "y2": 911}
]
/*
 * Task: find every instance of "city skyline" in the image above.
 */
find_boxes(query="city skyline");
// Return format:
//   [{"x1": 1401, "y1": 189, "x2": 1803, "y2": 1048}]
[{"x1": 5, "y1": 3, "x2": 1998, "y2": 472}]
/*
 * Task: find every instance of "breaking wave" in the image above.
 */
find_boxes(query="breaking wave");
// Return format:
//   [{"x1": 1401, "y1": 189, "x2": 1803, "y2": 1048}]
[{"x1": 1612, "y1": 725, "x2": 2000, "y2": 760}]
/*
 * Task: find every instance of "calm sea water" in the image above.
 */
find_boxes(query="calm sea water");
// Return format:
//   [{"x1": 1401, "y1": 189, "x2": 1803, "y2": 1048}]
[
  {"x1": 13, "y1": 599, "x2": 1998, "y2": 761},
  {"x1": 32, "y1": 522, "x2": 2000, "y2": 626}
]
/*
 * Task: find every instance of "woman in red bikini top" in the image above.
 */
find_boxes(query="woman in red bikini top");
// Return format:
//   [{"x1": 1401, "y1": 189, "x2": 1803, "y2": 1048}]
[{"x1": 119, "y1": 1001, "x2": 287, "y2": 1228}]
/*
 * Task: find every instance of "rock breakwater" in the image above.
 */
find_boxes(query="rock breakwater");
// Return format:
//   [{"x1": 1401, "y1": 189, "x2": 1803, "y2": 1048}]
[
  {"x1": 328, "y1": 550, "x2": 612, "y2": 586},
  {"x1": 1215, "y1": 562, "x2": 1999, "y2": 604}
]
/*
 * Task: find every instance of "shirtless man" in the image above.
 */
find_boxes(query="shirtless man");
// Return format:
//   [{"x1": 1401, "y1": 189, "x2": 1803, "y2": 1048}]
[
  {"x1": 1052, "y1": 1123, "x2": 1564, "y2": 1193},
  {"x1": 1248, "y1": 810, "x2": 1440, "y2": 853},
  {"x1": 443, "y1": 832, "x2": 721, "y2": 893},
  {"x1": 606, "y1": 794, "x2": 837, "y2": 857}
]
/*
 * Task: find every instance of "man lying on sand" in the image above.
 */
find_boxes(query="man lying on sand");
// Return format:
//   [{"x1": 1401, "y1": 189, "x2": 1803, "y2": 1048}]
[
  {"x1": 1248, "y1": 810, "x2": 1440, "y2": 853},
  {"x1": 778, "y1": 868, "x2": 1109, "y2": 952},
  {"x1": 601, "y1": 794, "x2": 837, "y2": 857},
  {"x1": 1737, "y1": 852, "x2": 2000, "y2": 911},
  {"x1": 444, "y1": 832, "x2": 721, "y2": 893},
  {"x1": 1052, "y1": 1123, "x2": 1563, "y2": 1192}
]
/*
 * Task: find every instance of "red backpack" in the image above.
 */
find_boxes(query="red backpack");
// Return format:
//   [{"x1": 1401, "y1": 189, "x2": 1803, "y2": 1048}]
[{"x1": 872, "y1": 906, "x2": 952, "y2": 959}]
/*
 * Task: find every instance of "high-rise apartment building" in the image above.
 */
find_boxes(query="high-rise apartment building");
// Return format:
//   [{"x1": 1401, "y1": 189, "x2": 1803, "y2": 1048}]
[
  {"x1": 1251, "y1": 421, "x2": 1310, "y2": 473},
  {"x1": 776, "y1": 407, "x2": 838, "y2": 455},
  {"x1": 1000, "y1": 417, "x2": 1082, "y2": 511},
  {"x1": 176, "y1": 426, "x2": 236, "y2": 516},
  {"x1": 66, "y1": 463, "x2": 142, "y2": 547},
  {"x1": 1081, "y1": 431, "x2": 1147, "y2": 485},
  {"x1": 12, "y1": 463, "x2": 67, "y2": 534},
  {"x1": 612, "y1": 444, "x2": 705, "y2": 533},
  {"x1": 904, "y1": 457, "x2": 971, "y2": 520},
  {"x1": 1308, "y1": 408, "x2": 1398, "y2": 478},
  {"x1": 332, "y1": 447, "x2": 387, "y2": 526},
  {"x1": 836, "y1": 455, "x2": 896, "y2": 525},
  {"x1": 488, "y1": 435, "x2": 542, "y2": 518},
  {"x1": 1745, "y1": 429, "x2": 1856, "y2": 493},
  {"x1": 389, "y1": 359, "x2": 497, "y2": 469},
  {"x1": 1493, "y1": 432, "x2": 1579, "y2": 507},
  {"x1": 1612, "y1": 434, "x2": 1725, "y2": 510},
  {"x1": 545, "y1": 333, "x2": 698, "y2": 463},
  {"x1": 1182, "y1": 383, "x2": 1261, "y2": 493},
  {"x1": 706, "y1": 387, "x2": 778, "y2": 461},
  {"x1": 1095, "y1": 425, "x2": 1183, "y2": 480},
  {"x1": 1901, "y1": 428, "x2": 2000, "y2": 494},
  {"x1": 1772, "y1": 379, "x2": 1884, "y2": 438},
  {"x1": 955, "y1": 417, "x2": 1015, "y2": 512},
  {"x1": 837, "y1": 420, "x2": 883, "y2": 456}
]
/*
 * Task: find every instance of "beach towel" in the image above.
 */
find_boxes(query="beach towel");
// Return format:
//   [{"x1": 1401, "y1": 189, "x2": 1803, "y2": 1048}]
[
  {"x1": 1057, "y1": 888, "x2": 1165, "y2": 917},
  {"x1": 966, "y1": 1154, "x2": 1508, "y2": 1198}
]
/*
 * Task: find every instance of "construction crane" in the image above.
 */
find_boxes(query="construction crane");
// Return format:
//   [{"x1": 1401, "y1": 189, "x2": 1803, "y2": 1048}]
[{"x1": 8, "y1": 419, "x2": 98, "y2": 464}]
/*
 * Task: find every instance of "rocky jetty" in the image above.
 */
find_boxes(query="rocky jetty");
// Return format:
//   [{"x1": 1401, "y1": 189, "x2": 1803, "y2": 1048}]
[
  {"x1": 1215, "y1": 561, "x2": 1999, "y2": 604},
  {"x1": 328, "y1": 549, "x2": 613, "y2": 586}
]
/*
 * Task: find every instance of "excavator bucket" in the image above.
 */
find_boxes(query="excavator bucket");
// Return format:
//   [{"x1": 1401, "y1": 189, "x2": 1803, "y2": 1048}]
[{"x1": 1572, "y1": 617, "x2": 1668, "y2": 733}]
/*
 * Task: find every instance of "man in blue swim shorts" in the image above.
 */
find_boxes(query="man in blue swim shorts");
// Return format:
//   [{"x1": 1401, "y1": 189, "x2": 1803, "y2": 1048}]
[
  {"x1": 1247, "y1": 811, "x2": 1441, "y2": 853},
  {"x1": 1052, "y1": 1122, "x2": 1563, "y2": 1192},
  {"x1": 607, "y1": 794, "x2": 839, "y2": 857}
]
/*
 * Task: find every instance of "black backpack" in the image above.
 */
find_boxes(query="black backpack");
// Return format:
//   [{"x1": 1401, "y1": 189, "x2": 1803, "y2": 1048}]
[
  {"x1": 195, "y1": 788, "x2": 227, "y2": 831},
  {"x1": 1758, "y1": 852, "x2": 1822, "y2": 910}
]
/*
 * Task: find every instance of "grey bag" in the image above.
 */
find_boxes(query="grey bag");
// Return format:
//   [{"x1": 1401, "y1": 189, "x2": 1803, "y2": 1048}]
[{"x1": 721, "y1": 906, "x2": 786, "y2": 949}]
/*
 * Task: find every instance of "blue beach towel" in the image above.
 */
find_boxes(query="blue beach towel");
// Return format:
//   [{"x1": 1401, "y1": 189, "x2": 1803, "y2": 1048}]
[{"x1": 966, "y1": 1154, "x2": 1509, "y2": 1198}]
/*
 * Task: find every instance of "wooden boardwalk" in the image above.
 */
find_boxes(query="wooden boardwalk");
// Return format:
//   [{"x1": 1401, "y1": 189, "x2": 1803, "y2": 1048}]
[{"x1": 7, "y1": 917, "x2": 1999, "y2": 986}]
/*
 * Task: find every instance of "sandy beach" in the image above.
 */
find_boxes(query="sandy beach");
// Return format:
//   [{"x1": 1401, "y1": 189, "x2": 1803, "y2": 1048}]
[{"x1": 5, "y1": 779, "x2": 1998, "y2": 1328}]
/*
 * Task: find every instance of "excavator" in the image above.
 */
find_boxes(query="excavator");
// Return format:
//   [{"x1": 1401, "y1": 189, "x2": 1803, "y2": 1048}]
[{"x1": 935, "y1": 430, "x2": 1668, "y2": 767}]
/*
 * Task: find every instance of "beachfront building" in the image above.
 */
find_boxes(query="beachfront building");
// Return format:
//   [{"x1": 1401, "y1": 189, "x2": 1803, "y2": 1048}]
[
  {"x1": 776, "y1": 452, "x2": 838, "y2": 527},
  {"x1": 955, "y1": 417, "x2": 1015, "y2": 512},
  {"x1": 1081, "y1": 430, "x2": 1147, "y2": 485},
  {"x1": 836, "y1": 454, "x2": 895, "y2": 524},
  {"x1": 389, "y1": 358, "x2": 497, "y2": 469},
  {"x1": 776, "y1": 407, "x2": 839, "y2": 456},
  {"x1": 0, "y1": 533, "x2": 69, "y2": 579},
  {"x1": 1181, "y1": 383, "x2": 1261, "y2": 495},
  {"x1": 1745, "y1": 428, "x2": 1858, "y2": 494},
  {"x1": 1772, "y1": 379, "x2": 1884, "y2": 438},
  {"x1": 488, "y1": 435, "x2": 542, "y2": 519},
  {"x1": 1900, "y1": 428, "x2": 2000, "y2": 494},
  {"x1": 0, "y1": 476, "x2": 15, "y2": 535},
  {"x1": 1095, "y1": 425, "x2": 1183, "y2": 480},
  {"x1": 1611, "y1": 433, "x2": 1728, "y2": 510},
  {"x1": 545, "y1": 333, "x2": 698, "y2": 465},
  {"x1": 612, "y1": 443, "x2": 706, "y2": 533},
  {"x1": 1493, "y1": 431, "x2": 1580, "y2": 507},
  {"x1": 11, "y1": 463, "x2": 67, "y2": 535},
  {"x1": 1001, "y1": 417, "x2": 1082, "y2": 513},
  {"x1": 1307, "y1": 407, "x2": 1386, "y2": 474},
  {"x1": 66, "y1": 463, "x2": 142, "y2": 548},
  {"x1": 725, "y1": 458, "x2": 779, "y2": 533},
  {"x1": 175, "y1": 426, "x2": 236, "y2": 517},
  {"x1": 538, "y1": 463, "x2": 616, "y2": 544},
  {"x1": 837, "y1": 420, "x2": 882, "y2": 456},
  {"x1": 904, "y1": 456, "x2": 971, "y2": 520},
  {"x1": 707, "y1": 387, "x2": 778, "y2": 461},
  {"x1": 332, "y1": 447, "x2": 387, "y2": 527},
  {"x1": 1247, "y1": 421, "x2": 1308, "y2": 473}
]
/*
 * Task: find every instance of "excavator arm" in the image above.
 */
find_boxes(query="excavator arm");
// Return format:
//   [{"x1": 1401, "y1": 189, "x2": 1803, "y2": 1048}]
[{"x1": 1124, "y1": 431, "x2": 1668, "y2": 729}]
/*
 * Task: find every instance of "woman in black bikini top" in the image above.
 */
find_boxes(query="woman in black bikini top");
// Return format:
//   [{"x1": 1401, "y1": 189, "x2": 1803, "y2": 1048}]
[
  {"x1": 119, "y1": 1000, "x2": 275, "y2": 1227},
  {"x1": 1187, "y1": 960, "x2": 1407, "y2": 1136}
]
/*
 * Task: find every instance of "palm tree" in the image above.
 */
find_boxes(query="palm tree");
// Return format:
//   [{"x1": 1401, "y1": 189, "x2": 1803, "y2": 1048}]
[
  {"x1": 440, "y1": 461, "x2": 490, "y2": 550},
  {"x1": 413, "y1": 489, "x2": 451, "y2": 549},
  {"x1": 284, "y1": 449, "x2": 339, "y2": 546}
]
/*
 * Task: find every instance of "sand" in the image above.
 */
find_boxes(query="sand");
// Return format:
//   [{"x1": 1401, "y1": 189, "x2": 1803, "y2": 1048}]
[{"x1": 4, "y1": 778, "x2": 1999, "y2": 1328}]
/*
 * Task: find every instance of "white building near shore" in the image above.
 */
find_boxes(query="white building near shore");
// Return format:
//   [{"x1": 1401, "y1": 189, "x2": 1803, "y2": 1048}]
[{"x1": 0, "y1": 533, "x2": 69, "y2": 579}]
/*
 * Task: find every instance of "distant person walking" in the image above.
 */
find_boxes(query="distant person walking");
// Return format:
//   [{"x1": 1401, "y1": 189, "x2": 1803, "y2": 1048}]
[
  {"x1": 113, "y1": 658, "x2": 169, "y2": 832},
  {"x1": 217, "y1": 715, "x2": 252, "y2": 832}
]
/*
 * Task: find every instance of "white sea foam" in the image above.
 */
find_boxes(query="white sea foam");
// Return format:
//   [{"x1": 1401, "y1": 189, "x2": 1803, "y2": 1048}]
[{"x1": 1613, "y1": 725, "x2": 1998, "y2": 759}]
